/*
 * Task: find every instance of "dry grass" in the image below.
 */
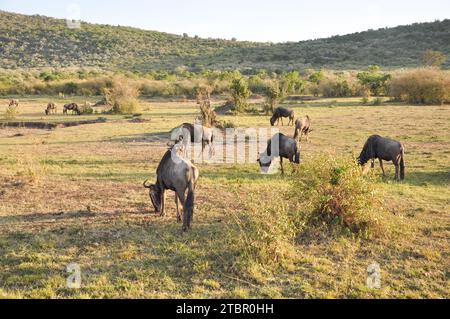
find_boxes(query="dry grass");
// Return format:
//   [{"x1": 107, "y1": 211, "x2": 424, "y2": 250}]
[{"x1": 0, "y1": 96, "x2": 449, "y2": 298}]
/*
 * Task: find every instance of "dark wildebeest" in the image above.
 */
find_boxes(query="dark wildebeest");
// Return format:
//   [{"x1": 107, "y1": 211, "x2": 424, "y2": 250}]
[
  {"x1": 170, "y1": 123, "x2": 215, "y2": 158},
  {"x1": 45, "y1": 102, "x2": 57, "y2": 115},
  {"x1": 143, "y1": 142, "x2": 199, "y2": 231},
  {"x1": 63, "y1": 103, "x2": 81, "y2": 115},
  {"x1": 293, "y1": 115, "x2": 311, "y2": 142},
  {"x1": 270, "y1": 107, "x2": 295, "y2": 126},
  {"x1": 358, "y1": 135, "x2": 405, "y2": 181},
  {"x1": 258, "y1": 133, "x2": 300, "y2": 175},
  {"x1": 9, "y1": 99, "x2": 19, "y2": 107}
]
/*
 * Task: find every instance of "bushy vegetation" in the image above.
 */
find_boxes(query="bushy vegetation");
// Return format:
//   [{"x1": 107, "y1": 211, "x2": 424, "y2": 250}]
[
  {"x1": 290, "y1": 155, "x2": 393, "y2": 238},
  {"x1": 104, "y1": 77, "x2": 140, "y2": 114},
  {"x1": 0, "y1": 11, "x2": 448, "y2": 71},
  {"x1": 229, "y1": 78, "x2": 251, "y2": 112},
  {"x1": 389, "y1": 68, "x2": 450, "y2": 104},
  {"x1": 3, "y1": 103, "x2": 19, "y2": 120}
]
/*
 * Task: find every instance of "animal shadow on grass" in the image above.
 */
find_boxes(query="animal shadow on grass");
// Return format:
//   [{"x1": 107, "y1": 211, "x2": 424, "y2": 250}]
[
  {"x1": 106, "y1": 131, "x2": 171, "y2": 143},
  {"x1": 402, "y1": 170, "x2": 450, "y2": 187}
]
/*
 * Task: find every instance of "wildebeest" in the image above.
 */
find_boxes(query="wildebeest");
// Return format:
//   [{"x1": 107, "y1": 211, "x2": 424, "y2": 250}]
[
  {"x1": 63, "y1": 103, "x2": 81, "y2": 115},
  {"x1": 270, "y1": 107, "x2": 295, "y2": 126},
  {"x1": 358, "y1": 135, "x2": 405, "y2": 181},
  {"x1": 170, "y1": 123, "x2": 215, "y2": 158},
  {"x1": 143, "y1": 142, "x2": 199, "y2": 231},
  {"x1": 258, "y1": 133, "x2": 300, "y2": 175},
  {"x1": 45, "y1": 103, "x2": 57, "y2": 115},
  {"x1": 293, "y1": 115, "x2": 311, "y2": 142},
  {"x1": 9, "y1": 99, "x2": 19, "y2": 107}
]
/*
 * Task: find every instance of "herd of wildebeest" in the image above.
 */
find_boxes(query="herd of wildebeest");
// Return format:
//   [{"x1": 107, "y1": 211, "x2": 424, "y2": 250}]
[{"x1": 6, "y1": 100, "x2": 406, "y2": 232}]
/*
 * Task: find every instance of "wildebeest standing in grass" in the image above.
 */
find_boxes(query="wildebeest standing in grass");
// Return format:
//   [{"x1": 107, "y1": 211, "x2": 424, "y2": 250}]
[
  {"x1": 9, "y1": 99, "x2": 19, "y2": 107},
  {"x1": 170, "y1": 123, "x2": 215, "y2": 159},
  {"x1": 143, "y1": 142, "x2": 199, "y2": 232},
  {"x1": 63, "y1": 103, "x2": 81, "y2": 115},
  {"x1": 270, "y1": 107, "x2": 295, "y2": 126},
  {"x1": 45, "y1": 102, "x2": 57, "y2": 115},
  {"x1": 258, "y1": 133, "x2": 300, "y2": 175},
  {"x1": 358, "y1": 135, "x2": 405, "y2": 181},
  {"x1": 293, "y1": 115, "x2": 311, "y2": 142}
]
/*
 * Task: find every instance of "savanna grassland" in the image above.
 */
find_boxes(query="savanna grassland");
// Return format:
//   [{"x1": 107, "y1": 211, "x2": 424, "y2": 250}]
[{"x1": 0, "y1": 96, "x2": 449, "y2": 299}]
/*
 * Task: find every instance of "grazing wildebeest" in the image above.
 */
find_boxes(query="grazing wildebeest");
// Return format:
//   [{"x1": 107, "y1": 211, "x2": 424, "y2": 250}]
[
  {"x1": 170, "y1": 123, "x2": 215, "y2": 158},
  {"x1": 9, "y1": 99, "x2": 19, "y2": 107},
  {"x1": 358, "y1": 135, "x2": 405, "y2": 181},
  {"x1": 270, "y1": 107, "x2": 295, "y2": 126},
  {"x1": 258, "y1": 133, "x2": 300, "y2": 175},
  {"x1": 63, "y1": 103, "x2": 81, "y2": 115},
  {"x1": 143, "y1": 142, "x2": 199, "y2": 231},
  {"x1": 45, "y1": 102, "x2": 57, "y2": 115},
  {"x1": 293, "y1": 115, "x2": 311, "y2": 142}
]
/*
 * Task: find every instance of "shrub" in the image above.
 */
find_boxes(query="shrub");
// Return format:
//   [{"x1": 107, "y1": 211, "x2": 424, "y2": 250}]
[
  {"x1": 4, "y1": 104, "x2": 19, "y2": 120},
  {"x1": 389, "y1": 68, "x2": 450, "y2": 104},
  {"x1": 291, "y1": 155, "x2": 391, "y2": 238},
  {"x1": 357, "y1": 65, "x2": 391, "y2": 96},
  {"x1": 79, "y1": 102, "x2": 94, "y2": 115},
  {"x1": 372, "y1": 97, "x2": 383, "y2": 106},
  {"x1": 229, "y1": 77, "x2": 251, "y2": 112},
  {"x1": 104, "y1": 77, "x2": 140, "y2": 114},
  {"x1": 226, "y1": 189, "x2": 297, "y2": 274}
]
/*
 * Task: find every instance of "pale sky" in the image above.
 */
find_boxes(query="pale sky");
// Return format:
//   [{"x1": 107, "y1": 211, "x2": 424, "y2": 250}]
[{"x1": 0, "y1": 0, "x2": 448, "y2": 42}]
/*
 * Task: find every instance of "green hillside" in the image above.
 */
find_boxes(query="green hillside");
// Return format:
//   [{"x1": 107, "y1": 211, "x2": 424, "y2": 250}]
[{"x1": 0, "y1": 10, "x2": 449, "y2": 71}]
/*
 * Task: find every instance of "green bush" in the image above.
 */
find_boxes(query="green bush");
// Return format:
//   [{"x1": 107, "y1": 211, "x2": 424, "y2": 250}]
[
  {"x1": 291, "y1": 155, "x2": 392, "y2": 238},
  {"x1": 389, "y1": 68, "x2": 450, "y2": 104}
]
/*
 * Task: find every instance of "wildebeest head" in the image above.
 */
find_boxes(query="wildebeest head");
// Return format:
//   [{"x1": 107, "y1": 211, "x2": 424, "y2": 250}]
[
  {"x1": 143, "y1": 180, "x2": 161, "y2": 213},
  {"x1": 257, "y1": 154, "x2": 272, "y2": 173},
  {"x1": 269, "y1": 115, "x2": 276, "y2": 126}
]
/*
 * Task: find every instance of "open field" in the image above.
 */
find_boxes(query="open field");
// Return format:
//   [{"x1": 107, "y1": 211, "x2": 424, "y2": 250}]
[{"x1": 0, "y1": 96, "x2": 449, "y2": 298}]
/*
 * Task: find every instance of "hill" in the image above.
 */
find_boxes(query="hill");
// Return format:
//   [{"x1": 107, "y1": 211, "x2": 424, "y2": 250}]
[{"x1": 0, "y1": 11, "x2": 449, "y2": 71}]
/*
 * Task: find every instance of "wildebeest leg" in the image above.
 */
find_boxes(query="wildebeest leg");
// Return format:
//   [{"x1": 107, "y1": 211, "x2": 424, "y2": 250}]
[
  {"x1": 379, "y1": 159, "x2": 386, "y2": 176},
  {"x1": 160, "y1": 189, "x2": 166, "y2": 217},
  {"x1": 394, "y1": 161, "x2": 400, "y2": 181},
  {"x1": 371, "y1": 159, "x2": 375, "y2": 169},
  {"x1": 175, "y1": 191, "x2": 184, "y2": 223},
  {"x1": 281, "y1": 118, "x2": 284, "y2": 126},
  {"x1": 280, "y1": 157, "x2": 284, "y2": 175}
]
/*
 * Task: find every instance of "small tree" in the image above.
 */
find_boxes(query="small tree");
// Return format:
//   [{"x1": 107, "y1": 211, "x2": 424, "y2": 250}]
[
  {"x1": 230, "y1": 77, "x2": 251, "y2": 113},
  {"x1": 264, "y1": 80, "x2": 284, "y2": 114},
  {"x1": 357, "y1": 65, "x2": 391, "y2": 96},
  {"x1": 421, "y1": 50, "x2": 447, "y2": 68}
]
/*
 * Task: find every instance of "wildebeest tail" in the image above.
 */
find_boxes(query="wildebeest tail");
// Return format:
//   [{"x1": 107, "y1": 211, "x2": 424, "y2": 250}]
[
  {"x1": 400, "y1": 145, "x2": 405, "y2": 180},
  {"x1": 183, "y1": 179, "x2": 195, "y2": 231}
]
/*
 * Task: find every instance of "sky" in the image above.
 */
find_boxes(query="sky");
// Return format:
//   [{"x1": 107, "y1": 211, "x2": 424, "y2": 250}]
[{"x1": 0, "y1": 0, "x2": 449, "y2": 42}]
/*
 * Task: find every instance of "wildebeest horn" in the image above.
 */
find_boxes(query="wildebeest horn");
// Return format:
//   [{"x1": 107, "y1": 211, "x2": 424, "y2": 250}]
[{"x1": 143, "y1": 180, "x2": 152, "y2": 188}]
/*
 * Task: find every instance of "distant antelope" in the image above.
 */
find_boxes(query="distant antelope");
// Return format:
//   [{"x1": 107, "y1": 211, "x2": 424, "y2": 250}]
[
  {"x1": 45, "y1": 102, "x2": 57, "y2": 115},
  {"x1": 8, "y1": 99, "x2": 19, "y2": 107},
  {"x1": 293, "y1": 115, "x2": 312, "y2": 142}
]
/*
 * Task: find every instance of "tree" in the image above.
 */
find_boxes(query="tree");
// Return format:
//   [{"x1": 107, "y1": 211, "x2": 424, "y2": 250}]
[
  {"x1": 264, "y1": 81, "x2": 282, "y2": 114},
  {"x1": 229, "y1": 78, "x2": 251, "y2": 112},
  {"x1": 421, "y1": 50, "x2": 447, "y2": 68},
  {"x1": 357, "y1": 65, "x2": 391, "y2": 96}
]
